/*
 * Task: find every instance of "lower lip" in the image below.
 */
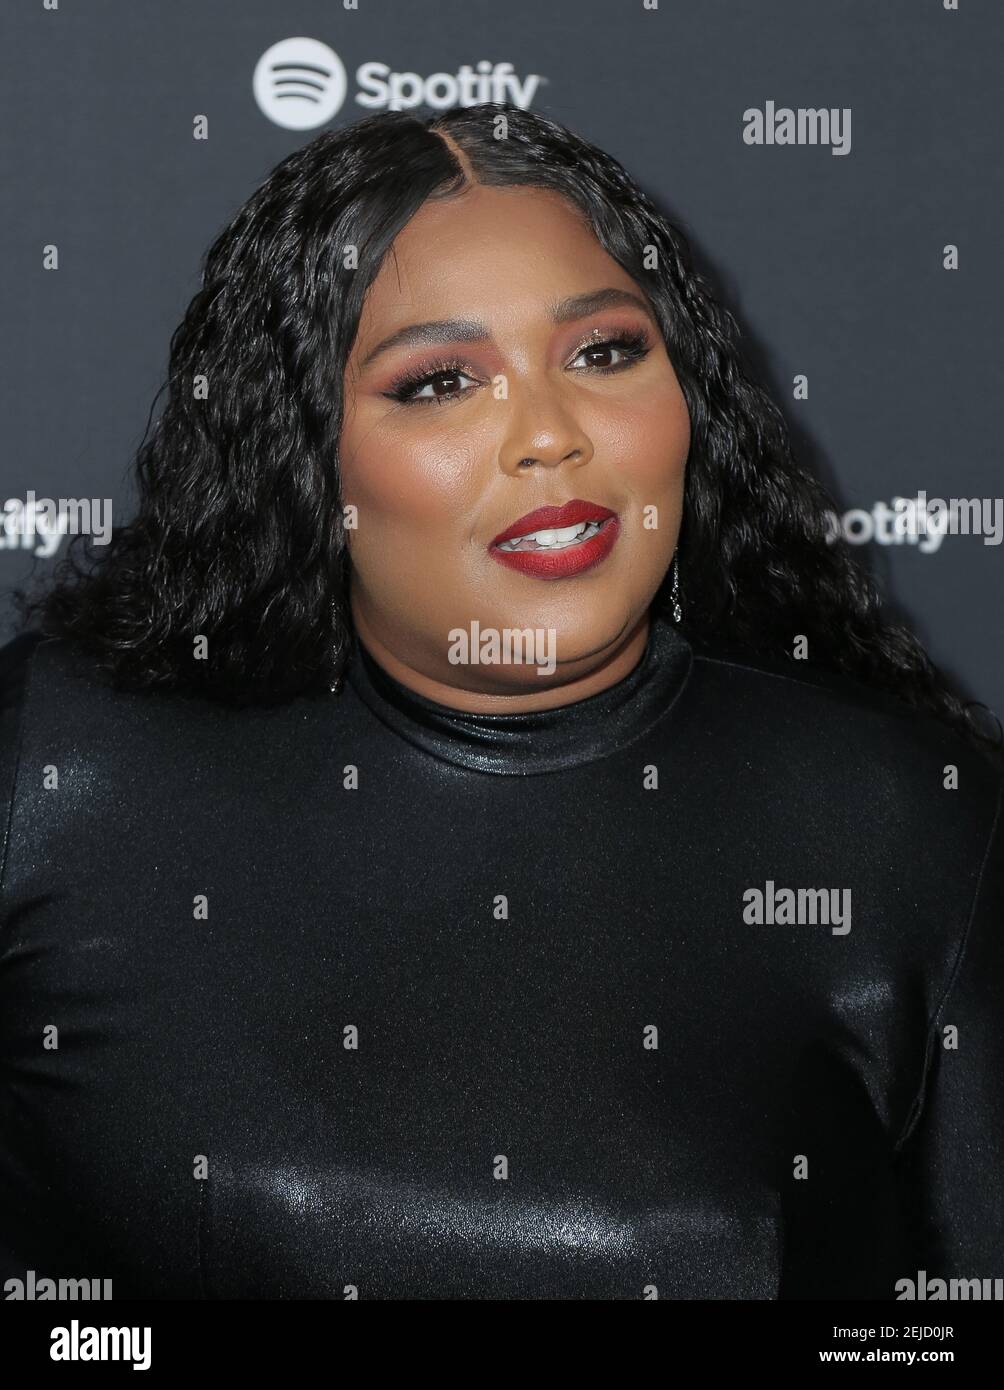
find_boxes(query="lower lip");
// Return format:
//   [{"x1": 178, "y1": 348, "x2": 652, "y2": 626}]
[{"x1": 488, "y1": 517, "x2": 621, "y2": 580}]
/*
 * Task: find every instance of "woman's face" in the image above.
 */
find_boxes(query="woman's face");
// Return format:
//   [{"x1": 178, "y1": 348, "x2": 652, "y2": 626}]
[{"x1": 339, "y1": 183, "x2": 691, "y2": 696}]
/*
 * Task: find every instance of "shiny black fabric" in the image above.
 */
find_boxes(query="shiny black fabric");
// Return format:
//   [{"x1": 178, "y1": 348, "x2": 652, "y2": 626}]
[{"x1": 1, "y1": 618, "x2": 1003, "y2": 1300}]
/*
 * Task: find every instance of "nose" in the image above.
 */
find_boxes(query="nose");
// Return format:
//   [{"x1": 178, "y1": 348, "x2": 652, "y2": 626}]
[{"x1": 497, "y1": 376, "x2": 595, "y2": 475}]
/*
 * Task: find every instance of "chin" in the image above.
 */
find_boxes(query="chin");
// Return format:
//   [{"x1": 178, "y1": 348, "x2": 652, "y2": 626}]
[{"x1": 505, "y1": 610, "x2": 640, "y2": 670}]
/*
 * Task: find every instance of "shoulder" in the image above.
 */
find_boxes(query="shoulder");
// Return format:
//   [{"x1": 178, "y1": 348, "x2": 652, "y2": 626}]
[
  {"x1": 0, "y1": 629, "x2": 351, "y2": 810},
  {"x1": 0, "y1": 629, "x2": 46, "y2": 703},
  {"x1": 682, "y1": 632, "x2": 1004, "y2": 846},
  {"x1": 0, "y1": 632, "x2": 182, "y2": 834},
  {"x1": 0, "y1": 630, "x2": 49, "y2": 878},
  {"x1": 0, "y1": 628, "x2": 49, "y2": 753},
  {"x1": 685, "y1": 631, "x2": 1003, "y2": 770},
  {"x1": 1, "y1": 629, "x2": 129, "y2": 746}
]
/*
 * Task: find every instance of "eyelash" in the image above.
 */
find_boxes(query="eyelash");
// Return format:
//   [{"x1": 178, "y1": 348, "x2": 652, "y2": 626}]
[{"x1": 382, "y1": 330, "x2": 654, "y2": 407}]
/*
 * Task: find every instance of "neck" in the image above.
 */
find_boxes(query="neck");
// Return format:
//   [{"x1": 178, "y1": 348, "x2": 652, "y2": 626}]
[{"x1": 348, "y1": 605, "x2": 652, "y2": 714}]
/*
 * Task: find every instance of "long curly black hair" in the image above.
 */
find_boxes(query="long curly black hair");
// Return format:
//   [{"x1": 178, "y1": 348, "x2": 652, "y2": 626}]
[{"x1": 14, "y1": 103, "x2": 999, "y2": 747}]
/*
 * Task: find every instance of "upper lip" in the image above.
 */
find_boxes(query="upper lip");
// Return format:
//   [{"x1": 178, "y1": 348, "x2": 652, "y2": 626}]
[{"x1": 490, "y1": 499, "x2": 617, "y2": 547}]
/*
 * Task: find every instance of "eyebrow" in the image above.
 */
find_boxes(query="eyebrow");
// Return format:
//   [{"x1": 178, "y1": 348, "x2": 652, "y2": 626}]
[{"x1": 358, "y1": 287, "x2": 655, "y2": 369}]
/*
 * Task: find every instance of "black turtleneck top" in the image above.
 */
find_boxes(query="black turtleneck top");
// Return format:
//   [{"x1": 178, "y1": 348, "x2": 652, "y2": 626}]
[{"x1": 1, "y1": 617, "x2": 1003, "y2": 1300}]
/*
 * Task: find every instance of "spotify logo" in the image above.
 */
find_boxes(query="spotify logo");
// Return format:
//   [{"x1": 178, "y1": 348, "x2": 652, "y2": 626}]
[
  {"x1": 253, "y1": 38, "x2": 348, "y2": 130},
  {"x1": 253, "y1": 38, "x2": 544, "y2": 130}
]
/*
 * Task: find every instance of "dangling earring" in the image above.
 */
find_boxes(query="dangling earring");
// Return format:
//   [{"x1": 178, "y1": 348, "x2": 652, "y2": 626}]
[
  {"x1": 330, "y1": 598, "x2": 344, "y2": 694},
  {"x1": 670, "y1": 551, "x2": 682, "y2": 624}
]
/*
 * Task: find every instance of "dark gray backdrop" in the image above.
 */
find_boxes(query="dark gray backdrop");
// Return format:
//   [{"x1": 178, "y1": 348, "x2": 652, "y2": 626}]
[{"x1": 3, "y1": 0, "x2": 1001, "y2": 715}]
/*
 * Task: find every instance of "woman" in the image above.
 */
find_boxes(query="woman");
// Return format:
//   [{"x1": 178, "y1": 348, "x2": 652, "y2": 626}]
[{"x1": 1, "y1": 103, "x2": 1002, "y2": 1301}]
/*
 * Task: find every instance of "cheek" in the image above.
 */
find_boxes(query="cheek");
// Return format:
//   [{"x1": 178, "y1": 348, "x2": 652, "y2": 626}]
[
  {"x1": 597, "y1": 380, "x2": 691, "y2": 499},
  {"x1": 340, "y1": 415, "x2": 482, "y2": 540}
]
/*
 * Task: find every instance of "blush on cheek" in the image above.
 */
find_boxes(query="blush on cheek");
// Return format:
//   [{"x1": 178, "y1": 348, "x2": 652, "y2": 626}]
[
  {"x1": 342, "y1": 457, "x2": 439, "y2": 529},
  {"x1": 628, "y1": 398, "x2": 690, "y2": 486},
  {"x1": 606, "y1": 439, "x2": 688, "y2": 502},
  {"x1": 343, "y1": 485, "x2": 459, "y2": 565},
  {"x1": 345, "y1": 438, "x2": 485, "y2": 545}
]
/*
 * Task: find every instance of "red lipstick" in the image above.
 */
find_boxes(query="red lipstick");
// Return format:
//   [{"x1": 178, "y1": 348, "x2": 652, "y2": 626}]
[{"x1": 488, "y1": 499, "x2": 620, "y2": 580}]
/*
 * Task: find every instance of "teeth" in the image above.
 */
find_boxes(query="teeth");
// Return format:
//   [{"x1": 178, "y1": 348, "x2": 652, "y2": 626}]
[
  {"x1": 498, "y1": 519, "x2": 604, "y2": 552},
  {"x1": 528, "y1": 523, "x2": 586, "y2": 546}
]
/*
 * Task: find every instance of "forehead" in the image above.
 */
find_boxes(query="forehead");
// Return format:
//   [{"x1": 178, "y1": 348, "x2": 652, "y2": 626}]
[{"x1": 353, "y1": 184, "x2": 628, "y2": 333}]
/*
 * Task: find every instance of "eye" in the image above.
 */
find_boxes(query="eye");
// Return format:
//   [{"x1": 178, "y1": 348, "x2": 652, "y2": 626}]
[
  {"x1": 381, "y1": 328, "x2": 653, "y2": 409},
  {"x1": 383, "y1": 363, "x2": 483, "y2": 407},
  {"x1": 407, "y1": 369, "x2": 480, "y2": 403},
  {"x1": 568, "y1": 330, "x2": 652, "y2": 373}
]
